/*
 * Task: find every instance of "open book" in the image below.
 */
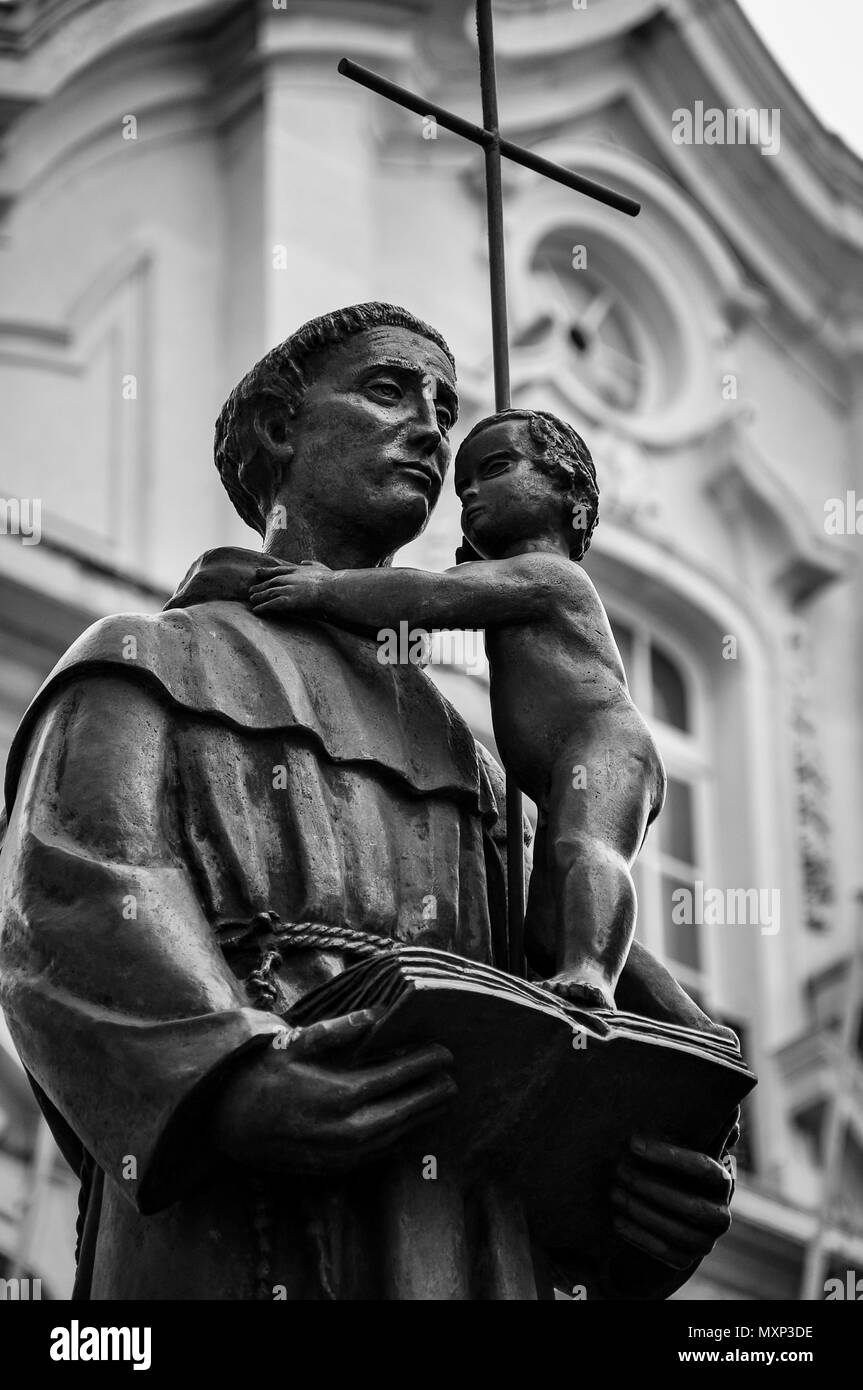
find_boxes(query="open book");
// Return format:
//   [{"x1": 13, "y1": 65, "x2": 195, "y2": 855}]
[{"x1": 285, "y1": 947, "x2": 756, "y2": 1253}]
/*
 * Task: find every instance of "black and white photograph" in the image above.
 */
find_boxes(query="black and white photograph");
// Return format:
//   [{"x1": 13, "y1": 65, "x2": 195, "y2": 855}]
[{"x1": 0, "y1": 0, "x2": 860, "y2": 1359}]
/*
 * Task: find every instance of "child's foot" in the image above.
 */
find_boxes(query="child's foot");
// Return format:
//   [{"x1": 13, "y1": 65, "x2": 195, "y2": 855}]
[{"x1": 542, "y1": 973, "x2": 616, "y2": 1011}]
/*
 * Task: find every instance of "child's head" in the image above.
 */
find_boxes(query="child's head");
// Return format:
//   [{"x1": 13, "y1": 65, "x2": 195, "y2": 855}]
[{"x1": 454, "y1": 409, "x2": 599, "y2": 561}]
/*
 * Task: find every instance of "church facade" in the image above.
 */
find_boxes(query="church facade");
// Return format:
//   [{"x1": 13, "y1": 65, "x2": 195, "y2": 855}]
[{"x1": 0, "y1": 0, "x2": 862, "y2": 1300}]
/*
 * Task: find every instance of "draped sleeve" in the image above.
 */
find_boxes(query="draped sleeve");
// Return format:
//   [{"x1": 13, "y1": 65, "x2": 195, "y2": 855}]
[{"x1": 0, "y1": 673, "x2": 286, "y2": 1214}]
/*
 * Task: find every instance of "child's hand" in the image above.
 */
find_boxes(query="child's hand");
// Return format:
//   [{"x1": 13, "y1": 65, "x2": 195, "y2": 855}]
[
  {"x1": 454, "y1": 536, "x2": 482, "y2": 565},
  {"x1": 249, "y1": 561, "x2": 331, "y2": 619}
]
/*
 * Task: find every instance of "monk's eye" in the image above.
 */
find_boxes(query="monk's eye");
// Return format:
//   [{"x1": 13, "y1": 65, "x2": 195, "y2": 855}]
[
  {"x1": 367, "y1": 377, "x2": 402, "y2": 402},
  {"x1": 435, "y1": 405, "x2": 452, "y2": 433}
]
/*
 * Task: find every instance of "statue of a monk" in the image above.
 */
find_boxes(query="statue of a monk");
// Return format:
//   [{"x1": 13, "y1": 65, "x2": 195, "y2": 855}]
[{"x1": 0, "y1": 303, "x2": 735, "y2": 1300}]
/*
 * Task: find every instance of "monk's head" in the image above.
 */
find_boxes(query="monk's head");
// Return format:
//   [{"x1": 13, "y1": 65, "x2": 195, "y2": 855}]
[{"x1": 215, "y1": 304, "x2": 458, "y2": 564}]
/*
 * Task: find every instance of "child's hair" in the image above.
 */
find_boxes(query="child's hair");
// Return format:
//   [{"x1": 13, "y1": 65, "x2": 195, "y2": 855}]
[{"x1": 455, "y1": 408, "x2": 599, "y2": 559}]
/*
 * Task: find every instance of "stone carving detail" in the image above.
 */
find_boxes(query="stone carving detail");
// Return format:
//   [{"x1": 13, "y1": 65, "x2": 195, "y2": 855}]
[{"x1": 789, "y1": 626, "x2": 834, "y2": 932}]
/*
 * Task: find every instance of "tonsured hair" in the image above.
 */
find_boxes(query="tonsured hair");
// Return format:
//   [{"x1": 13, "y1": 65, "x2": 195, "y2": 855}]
[
  {"x1": 214, "y1": 302, "x2": 457, "y2": 534},
  {"x1": 456, "y1": 408, "x2": 599, "y2": 559}
]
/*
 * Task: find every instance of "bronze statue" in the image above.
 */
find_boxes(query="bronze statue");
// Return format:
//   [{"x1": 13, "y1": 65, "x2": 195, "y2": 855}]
[
  {"x1": 249, "y1": 407, "x2": 666, "y2": 1011},
  {"x1": 0, "y1": 304, "x2": 737, "y2": 1300}
]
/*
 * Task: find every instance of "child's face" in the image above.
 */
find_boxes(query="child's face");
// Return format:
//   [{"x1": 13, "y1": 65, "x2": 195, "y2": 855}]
[{"x1": 454, "y1": 417, "x2": 568, "y2": 559}]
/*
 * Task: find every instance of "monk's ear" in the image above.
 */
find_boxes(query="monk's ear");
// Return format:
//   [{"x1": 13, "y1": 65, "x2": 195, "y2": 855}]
[{"x1": 252, "y1": 406, "x2": 294, "y2": 467}]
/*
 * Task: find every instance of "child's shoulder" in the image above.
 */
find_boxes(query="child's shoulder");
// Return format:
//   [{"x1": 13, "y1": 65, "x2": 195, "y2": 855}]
[{"x1": 507, "y1": 551, "x2": 600, "y2": 605}]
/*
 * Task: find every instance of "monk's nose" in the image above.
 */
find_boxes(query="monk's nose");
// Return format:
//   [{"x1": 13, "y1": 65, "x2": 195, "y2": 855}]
[{"x1": 407, "y1": 406, "x2": 443, "y2": 458}]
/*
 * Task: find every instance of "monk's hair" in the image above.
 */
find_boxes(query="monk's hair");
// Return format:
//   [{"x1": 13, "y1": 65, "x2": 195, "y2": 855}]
[
  {"x1": 456, "y1": 408, "x2": 599, "y2": 560},
  {"x1": 214, "y1": 302, "x2": 457, "y2": 535}
]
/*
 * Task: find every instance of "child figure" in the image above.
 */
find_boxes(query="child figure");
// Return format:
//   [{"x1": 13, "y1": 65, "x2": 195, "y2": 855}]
[{"x1": 249, "y1": 410, "x2": 665, "y2": 1009}]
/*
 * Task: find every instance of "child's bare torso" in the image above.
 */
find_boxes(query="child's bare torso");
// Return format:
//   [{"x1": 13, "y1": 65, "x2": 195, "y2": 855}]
[
  {"x1": 248, "y1": 544, "x2": 666, "y2": 1007},
  {"x1": 484, "y1": 561, "x2": 663, "y2": 814}
]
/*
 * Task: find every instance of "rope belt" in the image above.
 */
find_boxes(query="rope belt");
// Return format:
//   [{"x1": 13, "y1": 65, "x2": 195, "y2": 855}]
[
  {"x1": 221, "y1": 911, "x2": 402, "y2": 1010},
  {"x1": 272, "y1": 918, "x2": 402, "y2": 960},
  {"x1": 218, "y1": 909, "x2": 403, "y2": 959}
]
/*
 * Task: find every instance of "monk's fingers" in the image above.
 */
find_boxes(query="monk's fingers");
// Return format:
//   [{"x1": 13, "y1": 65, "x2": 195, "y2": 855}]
[
  {"x1": 340, "y1": 1103, "x2": 453, "y2": 1166},
  {"x1": 291, "y1": 1094, "x2": 454, "y2": 1175},
  {"x1": 286, "y1": 1010, "x2": 384, "y2": 1058},
  {"x1": 611, "y1": 1214, "x2": 696, "y2": 1271},
  {"x1": 615, "y1": 1164, "x2": 731, "y2": 1235},
  {"x1": 328, "y1": 1073, "x2": 457, "y2": 1149},
  {"x1": 629, "y1": 1138, "x2": 732, "y2": 1197},
  {"x1": 611, "y1": 1187, "x2": 722, "y2": 1258},
  {"x1": 340, "y1": 1044, "x2": 454, "y2": 1107}
]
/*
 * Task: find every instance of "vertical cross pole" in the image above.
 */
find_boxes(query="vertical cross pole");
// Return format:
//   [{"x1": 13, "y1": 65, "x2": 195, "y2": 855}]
[
  {"x1": 476, "y1": 0, "x2": 525, "y2": 977},
  {"x1": 340, "y1": 4, "x2": 639, "y2": 981},
  {"x1": 477, "y1": 0, "x2": 510, "y2": 414}
]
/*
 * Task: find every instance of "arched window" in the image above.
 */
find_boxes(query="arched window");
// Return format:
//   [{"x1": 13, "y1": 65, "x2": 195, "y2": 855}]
[{"x1": 609, "y1": 614, "x2": 710, "y2": 1009}]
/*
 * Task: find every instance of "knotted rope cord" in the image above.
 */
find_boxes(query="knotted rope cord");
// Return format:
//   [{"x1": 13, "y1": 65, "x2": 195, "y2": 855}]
[
  {"x1": 246, "y1": 948, "x2": 283, "y2": 1009},
  {"x1": 222, "y1": 910, "x2": 403, "y2": 962},
  {"x1": 273, "y1": 919, "x2": 402, "y2": 958}
]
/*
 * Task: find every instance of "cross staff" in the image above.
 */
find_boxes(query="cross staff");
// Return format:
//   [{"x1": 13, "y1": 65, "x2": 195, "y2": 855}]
[{"x1": 339, "y1": 0, "x2": 640, "y2": 978}]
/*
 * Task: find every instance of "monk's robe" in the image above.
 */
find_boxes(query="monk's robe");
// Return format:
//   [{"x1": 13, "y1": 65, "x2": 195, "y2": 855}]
[{"x1": 0, "y1": 548, "x2": 699, "y2": 1300}]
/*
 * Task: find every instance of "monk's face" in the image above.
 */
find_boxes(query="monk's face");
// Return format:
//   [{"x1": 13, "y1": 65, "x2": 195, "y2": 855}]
[{"x1": 276, "y1": 327, "x2": 457, "y2": 558}]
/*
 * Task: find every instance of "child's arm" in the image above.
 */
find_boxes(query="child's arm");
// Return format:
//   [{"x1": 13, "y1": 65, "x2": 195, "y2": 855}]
[{"x1": 248, "y1": 553, "x2": 576, "y2": 631}]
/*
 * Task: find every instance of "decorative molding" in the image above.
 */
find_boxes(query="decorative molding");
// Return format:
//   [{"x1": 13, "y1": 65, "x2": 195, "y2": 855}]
[
  {"x1": 0, "y1": 244, "x2": 153, "y2": 567},
  {"x1": 786, "y1": 623, "x2": 836, "y2": 935},
  {"x1": 705, "y1": 440, "x2": 848, "y2": 606}
]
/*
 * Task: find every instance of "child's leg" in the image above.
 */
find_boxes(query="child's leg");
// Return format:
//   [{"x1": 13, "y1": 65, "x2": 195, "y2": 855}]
[{"x1": 543, "y1": 738, "x2": 658, "y2": 1009}]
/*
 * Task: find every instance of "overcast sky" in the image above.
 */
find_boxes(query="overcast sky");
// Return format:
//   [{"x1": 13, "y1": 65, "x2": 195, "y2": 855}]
[{"x1": 738, "y1": 0, "x2": 863, "y2": 158}]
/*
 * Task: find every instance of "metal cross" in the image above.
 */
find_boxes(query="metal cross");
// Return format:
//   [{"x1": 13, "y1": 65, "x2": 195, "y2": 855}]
[{"x1": 339, "y1": 0, "x2": 640, "y2": 978}]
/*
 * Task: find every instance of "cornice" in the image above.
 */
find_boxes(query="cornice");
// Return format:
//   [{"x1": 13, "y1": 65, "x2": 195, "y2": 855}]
[
  {"x1": 664, "y1": 0, "x2": 863, "y2": 211},
  {"x1": 4, "y1": 0, "x2": 863, "y2": 341},
  {"x1": 0, "y1": 0, "x2": 240, "y2": 133},
  {"x1": 456, "y1": 5, "x2": 863, "y2": 347},
  {"x1": 487, "y1": 0, "x2": 863, "y2": 215}
]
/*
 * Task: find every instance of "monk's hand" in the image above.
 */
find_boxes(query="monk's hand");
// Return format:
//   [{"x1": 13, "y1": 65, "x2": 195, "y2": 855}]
[
  {"x1": 249, "y1": 560, "x2": 332, "y2": 618},
  {"x1": 609, "y1": 1136, "x2": 734, "y2": 1270},
  {"x1": 211, "y1": 1009, "x2": 457, "y2": 1176}
]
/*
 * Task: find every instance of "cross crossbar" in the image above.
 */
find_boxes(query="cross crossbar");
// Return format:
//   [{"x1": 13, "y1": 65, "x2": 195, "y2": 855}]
[{"x1": 336, "y1": 59, "x2": 641, "y2": 218}]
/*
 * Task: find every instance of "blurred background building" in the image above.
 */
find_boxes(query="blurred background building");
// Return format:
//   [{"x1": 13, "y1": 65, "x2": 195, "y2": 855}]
[{"x1": 1, "y1": 0, "x2": 862, "y2": 1300}]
